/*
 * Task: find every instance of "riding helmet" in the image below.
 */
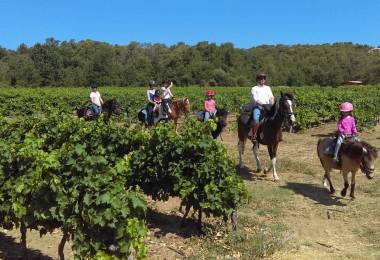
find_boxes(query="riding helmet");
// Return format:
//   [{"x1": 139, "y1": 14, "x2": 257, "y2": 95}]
[
  {"x1": 256, "y1": 73, "x2": 267, "y2": 81},
  {"x1": 206, "y1": 89, "x2": 215, "y2": 96},
  {"x1": 339, "y1": 102, "x2": 353, "y2": 112}
]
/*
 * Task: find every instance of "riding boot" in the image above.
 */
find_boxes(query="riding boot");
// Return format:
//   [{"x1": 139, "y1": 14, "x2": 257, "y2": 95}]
[{"x1": 250, "y1": 123, "x2": 260, "y2": 142}]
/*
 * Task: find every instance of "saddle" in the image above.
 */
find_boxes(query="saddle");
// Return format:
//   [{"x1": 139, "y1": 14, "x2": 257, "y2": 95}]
[
  {"x1": 240, "y1": 103, "x2": 272, "y2": 126},
  {"x1": 324, "y1": 136, "x2": 361, "y2": 158}
]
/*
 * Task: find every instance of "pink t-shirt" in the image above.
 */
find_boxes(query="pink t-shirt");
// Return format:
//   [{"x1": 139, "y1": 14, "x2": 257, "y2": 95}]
[
  {"x1": 204, "y1": 99, "x2": 216, "y2": 113},
  {"x1": 337, "y1": 115, "x2": 357, "y2": 136}
]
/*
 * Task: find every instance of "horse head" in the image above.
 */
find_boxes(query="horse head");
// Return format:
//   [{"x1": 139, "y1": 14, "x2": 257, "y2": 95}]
[
  {"x1": 216, "y1": 108, "x2": 228, "y2": 128},
  {"x1": 280, "y1": 92, "x2": 296, "y2": 126},
  {"x1": 102, "y1": 98, "x2": 122, "y2": 115},
  {"x1": 360, "y1": 142, "x2": 378, "y2": 179},
  {"x1": 211, "y1": 108, "x2": 228, "y2": 139},
  {"x1": 179, "y1": 98, "x2": 191, "y2": 114}
]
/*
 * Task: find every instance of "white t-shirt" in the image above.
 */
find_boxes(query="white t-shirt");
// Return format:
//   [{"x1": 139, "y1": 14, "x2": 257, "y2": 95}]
[
  {"x1": 147, "y1": 89, "x2": 156, "y2": 103},
  {"x1": 251, "y1": 85, "x2": 274, "y2": 106},
  {"x1": 161, "y1": 87, "x2": 173, "y2": 99},
  {"x1": 90, "y1": 91, "x2": 102, "y2": 107}
]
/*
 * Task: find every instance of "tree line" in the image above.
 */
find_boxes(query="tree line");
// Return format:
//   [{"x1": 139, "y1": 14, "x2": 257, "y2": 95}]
[{"x1": 0, "y1": 38, "x2": 379, "y2": 87}]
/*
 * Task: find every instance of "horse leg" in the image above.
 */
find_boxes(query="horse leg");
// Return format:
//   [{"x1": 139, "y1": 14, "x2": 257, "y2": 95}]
[
  {"x1": 341, "y1": 171, "x2": 349, "y2": 197},
  {"x1": 238, "y1": 140, "x2": 245, "y2": 168},
  {"x1": 323, "y1": 171, "x2": 335, "y2": 194},
  {"x1": 266, "y1": 143, "x2": 279, "y2": 181},
  {"x1": 252, "y1": 142, "x2": 262, "y2": 172},
  {"x1": 350, "y1": 172, "x2": 356, "y2": 199}
]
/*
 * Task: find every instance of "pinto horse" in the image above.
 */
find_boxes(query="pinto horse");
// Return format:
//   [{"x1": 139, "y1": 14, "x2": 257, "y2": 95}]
[
  {"x1": 138, "y1": 98, "x2": 190, "y2": 129},
  {"x1": 317, "y1": 138, "x2": 378, "y2": 199},
  {"x1": 77, "y1": 98, "x2": 122, "y2": 123},
  {"x1": 237, "y1": 93, "x2": 296, "y2": 181}
]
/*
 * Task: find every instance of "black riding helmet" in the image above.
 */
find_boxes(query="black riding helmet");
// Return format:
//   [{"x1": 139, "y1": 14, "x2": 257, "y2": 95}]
[{"x1": 256, "y1": 73, "x2": 267, "y2": 81}]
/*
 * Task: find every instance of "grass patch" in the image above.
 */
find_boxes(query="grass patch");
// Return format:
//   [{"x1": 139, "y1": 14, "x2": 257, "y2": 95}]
[
  {"x1": 187, "y1": 215, "x2": 288, "y2": 259},
  {"x1": 278, "y1": 158, "x2": 319, "y2": 176},
  {"x1": 353, "y1": 226, "x2": 380, "y2": 246}
]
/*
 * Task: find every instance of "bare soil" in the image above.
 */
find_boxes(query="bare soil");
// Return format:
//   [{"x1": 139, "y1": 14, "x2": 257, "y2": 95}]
[{"x1": 1, "y1": 121, "x2": 380, "y2": 259}]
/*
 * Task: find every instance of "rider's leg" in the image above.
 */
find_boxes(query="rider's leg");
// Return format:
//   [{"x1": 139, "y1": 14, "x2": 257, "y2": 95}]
[
  {"x1": 204, "y1": 111, "x2": 211, "y2": 121},
  {"x1": 147, "y1": 103, "x2": 154, "y2": 125},
  {"x1": 249, "y1": 107, "x2": 261, "y2": 141},
  {"x1": 333, "y1": 134, "x2": 344, "y2": 162},
  {"x1": 92, "y1": 104, "x2": 100, "y2": 116}
]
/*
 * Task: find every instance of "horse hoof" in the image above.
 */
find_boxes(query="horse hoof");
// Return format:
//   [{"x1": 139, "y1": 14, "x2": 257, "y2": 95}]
[
  {"x1": 350, "y1": 194, "x2": 356, "y2": 200},
  {"x1": 263, "y1": 168, "x2": 268, "y2": 174},
  {"x1": 341, "y1": 190, "x2": 347, "y2": 197},
  {"x1": 239, "y1": 163, "x2": 244, "y2": 169},
  {"x1": 256, "y1": 168, "x2": 262, "y2": 173},
  {"x1": 273, "y1": 176, "x2": 280, "y2": 182},
  {"x1": 330, "y1": 189, "x2": 335, "y2": 194}
]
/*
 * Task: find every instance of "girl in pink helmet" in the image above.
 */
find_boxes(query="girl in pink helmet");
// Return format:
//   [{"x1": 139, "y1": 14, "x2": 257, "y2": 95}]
[
  {"x1": 204, "y1": 89, "x2": 217, "y2": 121},
  {"x1": 333, "y1": 102, "x2": 358, "y2": 162}
]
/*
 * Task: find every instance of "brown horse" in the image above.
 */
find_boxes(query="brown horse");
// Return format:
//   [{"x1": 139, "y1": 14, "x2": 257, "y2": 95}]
[
  {"x1": 138, "y1": 98, "x2": 190, "y2": 130},
  {"x1": 317, "y1": 138, "x2": 378, "y2": 199},
  {"x1": 237, "y1": 93, "x2": 296, "y2": 181},
  {"x1": 77, "y1": 98, "x2": 122, "y2": 124}
]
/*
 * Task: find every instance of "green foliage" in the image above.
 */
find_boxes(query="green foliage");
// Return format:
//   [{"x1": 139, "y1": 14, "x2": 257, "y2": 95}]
[
  {"x1": 0, "y1": 109, "x2": 248, "y2": 258},
  {"x1": 1, "y1": 40, "x2": 380, "y2": 87}
]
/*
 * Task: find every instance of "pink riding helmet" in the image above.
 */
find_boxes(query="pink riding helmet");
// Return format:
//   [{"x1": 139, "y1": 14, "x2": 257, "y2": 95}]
[{"x1": 339, "y1": 102, "x2": 353, "y2": 112}]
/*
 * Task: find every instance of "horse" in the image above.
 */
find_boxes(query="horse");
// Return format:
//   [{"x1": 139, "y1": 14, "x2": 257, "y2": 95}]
[
  {"x1": 137, "y1": 98, "x2": 190, "y2": 129},
  {"x1": 77, "y1": 98, "x2": 122, "y2": 124},
  {"x1": 317, "y1": 137, "x2": 378, "y2": 199},
  {"x1": 237, "y1": 92, "x2": 296, "y2": 181},
  {"x1": 196, "y1": 108, "x2": 229, "y2": 139}
]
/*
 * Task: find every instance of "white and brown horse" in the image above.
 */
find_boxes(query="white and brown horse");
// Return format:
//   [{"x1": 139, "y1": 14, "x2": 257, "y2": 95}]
[
  {"x1": 317, "y1": 138, "x2": 378, "y2": 199},
  {"x1": 237, "y1": 93, "x2": 296, "y2": 181}
]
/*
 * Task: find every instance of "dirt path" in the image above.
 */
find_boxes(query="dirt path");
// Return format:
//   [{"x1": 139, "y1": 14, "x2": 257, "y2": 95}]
[
  {"x1": 1, "y1": 122, "x2": 379, "y2": 259},
  {"x1": 220, "y1": 123, "x2": 380, "y2": 260}
]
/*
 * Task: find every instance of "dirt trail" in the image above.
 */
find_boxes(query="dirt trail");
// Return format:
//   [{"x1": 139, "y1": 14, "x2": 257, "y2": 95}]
[
  {"x1": 1, "y1": 122, "x2": 379, "y2": 259},
  {"x1": 221, "y1": 122, "x2": 380, "y2": 260}
]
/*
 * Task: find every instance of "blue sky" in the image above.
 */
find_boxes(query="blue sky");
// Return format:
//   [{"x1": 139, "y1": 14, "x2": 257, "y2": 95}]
[{"x1": 0, "y1": 0, "x2": 379, "y2": 50}]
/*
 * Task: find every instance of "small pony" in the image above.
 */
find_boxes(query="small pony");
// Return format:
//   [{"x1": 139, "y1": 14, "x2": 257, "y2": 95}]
[
  {"x1": 317, "y1": 137, "x2": 378, "y2": 199},
  {"x1": 196, "y1": 108, "x2": 229, "y2": 139},
  {"x1": 77, "y1": 99, "x2": 122, "y2": 123}
]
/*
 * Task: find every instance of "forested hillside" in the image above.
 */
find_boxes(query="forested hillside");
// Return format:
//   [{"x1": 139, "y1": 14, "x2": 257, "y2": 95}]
[{"x1": 0, "y1": 39, "x2": 379, "y2": 87}]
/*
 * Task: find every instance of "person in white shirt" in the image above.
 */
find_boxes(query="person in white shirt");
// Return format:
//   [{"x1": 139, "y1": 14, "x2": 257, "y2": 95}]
[
  {"x1": 90, "y1": 85, "x2": 104, "y2": 116},
  {"x1": 250, "y1": 73, "x2": 274, "y2": 141},
  {"x1": 161, "y1": 80, "x2": 173, "y2": 115}
]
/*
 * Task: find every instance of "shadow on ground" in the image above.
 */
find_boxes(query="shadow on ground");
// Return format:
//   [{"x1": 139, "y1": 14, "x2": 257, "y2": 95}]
[
  {"x1": 147, "y1": 208, "x2": 211, "y2": 239},
  {"x1": 237, "y1": 165, "x2": 275, "y2": 182},
  {"x1": 280, "y1": 182, "x2": 347, "y2": 206},
  {"x1": 0, "y1": 232, "x2": 53, "y2": 260}
]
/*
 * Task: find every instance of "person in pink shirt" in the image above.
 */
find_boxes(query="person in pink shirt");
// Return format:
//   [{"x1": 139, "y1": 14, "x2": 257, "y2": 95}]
[
  {"x1": 333, "y1": 102, "x2": 358, "y2": 162},
  {"x1": 204, "y1": 89, "x2": 217, "y2": 121}
]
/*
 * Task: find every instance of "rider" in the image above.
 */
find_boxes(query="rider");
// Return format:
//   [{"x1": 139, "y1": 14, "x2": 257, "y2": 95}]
[
  {"x1": 153, "y1": 89, "x2": 162, "y2": 114},
  {"x1": 146, "y1": 80, "x2": 157, "y2": 125},
  {"x1": 161, "y1": 80, "x2": 173, "y2": 115},
  {"x1": 249, "y1": 73, "x2": 274, "y2": 141},
  {"x1": 90, "y1": 85, "x2": 104, "y2": 116},
  {"x1": 332, "y1": 102, "x2": 358, "y2": 163},
  {"x1": 204, "y1": 89, "x2": 217, "y2": 121}
]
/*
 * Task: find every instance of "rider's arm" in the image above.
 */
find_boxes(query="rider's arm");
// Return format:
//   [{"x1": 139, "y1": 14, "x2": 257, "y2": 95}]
[
  {"x1": 147, "y1": 90, "x2": 154, "y2": 104},
  {"x1": 268, "y1": 87, "x2": 275, "y2": 105}
]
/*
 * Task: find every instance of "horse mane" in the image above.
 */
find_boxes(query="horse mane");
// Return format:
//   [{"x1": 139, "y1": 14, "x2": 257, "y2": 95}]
[
  {"x1": 342, "y1": 140, "x2": 378, "y2": 160},
  {"x1": 216, "y1": 108, "x2": 228, "y2": 117},
  {"x1": 361, "y1": 141, "x2": 378, "y2": 158}
]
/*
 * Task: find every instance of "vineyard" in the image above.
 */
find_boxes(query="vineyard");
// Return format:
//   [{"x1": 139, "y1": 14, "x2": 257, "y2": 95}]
[
  {"x1": 0, "y1": 85, "x2": 380, "y2": 130},
  {"x1": 0, "y1": 85, "x2": 380, "y2": 259}
]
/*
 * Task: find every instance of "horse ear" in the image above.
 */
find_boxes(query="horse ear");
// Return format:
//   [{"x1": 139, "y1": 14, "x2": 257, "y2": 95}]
[
  {"x1": 280, "y1": 91, "x2": 284, "y2": 98},
  {"x1": 363, "y1": 147, "x2": 368, "y2": 154}
]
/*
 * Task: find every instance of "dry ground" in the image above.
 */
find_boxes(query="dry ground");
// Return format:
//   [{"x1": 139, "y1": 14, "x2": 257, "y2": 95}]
[{"x1": 1, "y1": 122, "x2": 380, "y2": 259}]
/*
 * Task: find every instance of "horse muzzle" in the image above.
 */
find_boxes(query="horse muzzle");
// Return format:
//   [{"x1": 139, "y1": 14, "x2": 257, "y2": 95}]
[{"x1": 361, "y1": 164, "x2": 375, "y2": 179}]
